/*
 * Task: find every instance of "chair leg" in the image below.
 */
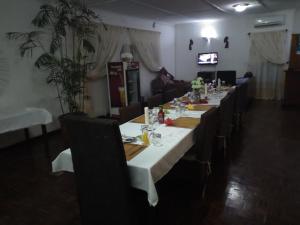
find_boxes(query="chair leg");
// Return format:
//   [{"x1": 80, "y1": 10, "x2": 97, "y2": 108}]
[
  {"x1": 147, "y1": 206, "x2": 158, "y2": 225},
  {"x1": 201, "y1": 162, "x2": 212, "y2": 199},
  {"x1": 201, "y1": 182, "x2": 207, "y2": 199},
  {"x1": 41, "y1": 125, "x2": 52, "y2": 173},
  {"x1": 207, "y1": 162, "x2": 212, "y2": 175}
]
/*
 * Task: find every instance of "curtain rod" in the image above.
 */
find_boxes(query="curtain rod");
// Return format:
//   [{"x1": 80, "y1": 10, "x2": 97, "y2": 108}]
[{"x1": 248, "y1": 29, "x2": 288, "y2": 36}]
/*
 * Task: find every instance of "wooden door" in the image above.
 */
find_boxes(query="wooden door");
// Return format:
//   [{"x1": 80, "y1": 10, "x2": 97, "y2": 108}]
[{"x1": 289, "y1": 34, "x2": 300, "y2": 70}]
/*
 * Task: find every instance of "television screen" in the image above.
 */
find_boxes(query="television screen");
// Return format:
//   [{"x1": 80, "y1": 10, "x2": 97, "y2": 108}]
[{"x1": 198, "y1": 52, "x2": 218, "y2": 65}]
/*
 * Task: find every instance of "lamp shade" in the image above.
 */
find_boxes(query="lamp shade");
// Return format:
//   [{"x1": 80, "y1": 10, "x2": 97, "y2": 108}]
[{"x1": 120, "y1": 44, "x2": 133, "y2": 62}]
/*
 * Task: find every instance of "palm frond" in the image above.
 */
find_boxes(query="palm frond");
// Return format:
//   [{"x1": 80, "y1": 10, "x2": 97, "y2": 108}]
[
  {"x1": 82, "y1": 39, "x2": 95, "y2": 53},
  {"x1": 46, "y1": 69, "x2": 63, "y2": 84},
  {"x1": 50, "y1": 35, "x2": 62, "y2": 54},
  {"x1": 19, "y1": 40, "x2": 38, "y2": 57},
  {"x1": 75, "y1": 23, "x2": 95, "y2": 39},
  {"x1": 81, "y1": 6, "x2": 98, "y2": 20},
  {"x1": 55, "y1": 17, "x2": 67, "y2": 37},
  {"x1": 35, "y1": 53, "x2": 59, "y2": 70},
  {"x1": 58, "y1": 0, "x2": 72, "y2": 11},
  {"x1": 6, "y1": 32, "x2": 29, "y2": 41},
  {"x1": 28, "y1": 31, "x2": 44, "y2": 39},
  {"x1": 32, "y1": 4, "x2": 56, "y2": 27}
]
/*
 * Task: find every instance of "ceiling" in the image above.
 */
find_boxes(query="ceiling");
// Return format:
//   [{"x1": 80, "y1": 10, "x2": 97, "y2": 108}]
[{"x1": 87, "y1": 0, "x2": 300, "y2": 24}]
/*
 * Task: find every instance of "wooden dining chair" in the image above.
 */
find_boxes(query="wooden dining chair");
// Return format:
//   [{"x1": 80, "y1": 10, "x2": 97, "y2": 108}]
[
  {"x1": 217, "y1": 89, "x2": 236, "y2": 155},
  {"x1": 147, "y1": 94, "x2": 163, "y2": 108},
  {"x1": 188, "y1": 107, "x2": 219, "y2": 171},
  {"x1": 216, "y1": 70, "x2": 236, "y2": 86},
  {"x1": 236, "y1": 81, "x2": 248, "y2": 128},
  {"x1": 60, "y1": 115, "x2": 143, "y2": 225},
  {"x1": 163, "y1": 88, "x2": 177, "y2": 103},
  {"x1": 59, "y1": 112, "x2": 87, "y2": 149},
  {"x1": 156, "y1": 107, "x2": 219, "y2": 202},
  {"x1": 119, "y1": 103, "x2": 142, "y2": 124},
  {"x1": 170, "y1": 107, "x2": 219, "y2": 198}
]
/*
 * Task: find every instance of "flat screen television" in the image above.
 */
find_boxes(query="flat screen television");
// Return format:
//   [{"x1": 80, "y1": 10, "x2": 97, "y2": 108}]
[{"x1": 198, "y1": 52, "x2": 218, "y2": 65}]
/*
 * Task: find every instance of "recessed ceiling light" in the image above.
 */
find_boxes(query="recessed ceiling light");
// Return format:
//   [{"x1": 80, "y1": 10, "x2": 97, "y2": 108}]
[{"x1": 233, "y1": 3, "x2": 250, "y2": 12}]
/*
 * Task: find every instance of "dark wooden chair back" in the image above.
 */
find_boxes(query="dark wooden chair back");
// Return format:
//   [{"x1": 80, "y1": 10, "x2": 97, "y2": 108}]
[
  {"x1": 219, "y1": 89, "x2": 236, "y2": 138},
  {"x1": 147, "y1": 94, "x2": 163, "y2": 108},
  {"x1": 194, "y1": 107, "x2": 219, "y2": 162},
  {"x1": 59, "y1": 112, "x2": 87, "y2": 149},
  {"x1": 236, "y1": 81, "x2": 248, "y2": 113},
  {"x1": 119, "y1": 103, "x2": 142, "y2": 124},
  {"x1": 197, "y1": 71, "x2": 215, "y2": 83},
  {"x1": 61, "y1": 115, "x2": 134, "y2": 225},
  {"x1": 163, "y1": 88, "x2": 177, "y2": 103},
  {"x1": 217, "y1": 70, "x2": 236, "y2": 86}
]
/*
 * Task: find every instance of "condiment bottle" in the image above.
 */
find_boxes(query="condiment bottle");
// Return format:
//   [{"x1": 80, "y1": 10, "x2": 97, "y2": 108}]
[{"x1": 158, "y1": 106, "x2": 164, "y2": 124}]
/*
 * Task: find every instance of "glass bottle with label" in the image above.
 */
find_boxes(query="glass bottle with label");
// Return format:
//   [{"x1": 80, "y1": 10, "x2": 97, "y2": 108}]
[{"x1": 158, "y1": 106, "x2": 164, "y2": 124}]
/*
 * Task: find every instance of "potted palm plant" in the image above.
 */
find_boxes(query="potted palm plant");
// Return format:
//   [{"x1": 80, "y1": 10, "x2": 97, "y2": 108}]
[{"x1": 7, "y1": 0, "x2": 100, "y2": 114}]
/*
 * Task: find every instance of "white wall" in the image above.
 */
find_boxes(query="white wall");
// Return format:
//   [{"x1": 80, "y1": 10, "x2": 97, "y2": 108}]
[
  {"x1": 293, "y1": 9, "x2": 300, "y2": 33},
  {"x1": 0, "y1": 0, "x2": 62, "y2": 147},
  {"x1": 175, "y1": 9, "x2": 295, "y2": 81},
  {"x1": 89, "y1": 10, "x2": 175, "y2": 116}
]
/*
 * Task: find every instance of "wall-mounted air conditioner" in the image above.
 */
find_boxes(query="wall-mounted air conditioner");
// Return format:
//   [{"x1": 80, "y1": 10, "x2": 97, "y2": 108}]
[{"x1": 254, "y1": 15, "x2": 285, "y2": 28}]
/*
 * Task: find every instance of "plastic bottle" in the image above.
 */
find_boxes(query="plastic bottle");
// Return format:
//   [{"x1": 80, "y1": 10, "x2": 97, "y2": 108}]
[{"x1": 144, "y1": 107, "x2": 149, "y2": 125}]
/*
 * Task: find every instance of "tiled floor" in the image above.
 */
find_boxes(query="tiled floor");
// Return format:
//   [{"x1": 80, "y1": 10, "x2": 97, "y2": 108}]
[{"x1": 0, "y1": 100, "x2": 299, "y2": 225}]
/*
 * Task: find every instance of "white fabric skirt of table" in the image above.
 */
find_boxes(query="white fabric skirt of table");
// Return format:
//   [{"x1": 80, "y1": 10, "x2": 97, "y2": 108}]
[
  {"x1": 52, "y1": 111, "x2": 207, "y2": 207},
  {"x1": 0, "y1": 108, "x2": 53, "y2": 134}
]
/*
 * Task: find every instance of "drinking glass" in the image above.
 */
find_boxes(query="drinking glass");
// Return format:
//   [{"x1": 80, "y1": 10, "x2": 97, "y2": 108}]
[
  {"x1": 179, "y1": 103, "x2": 186, "y2": 115},
  {"x1": 141, "y1": 125, "x2": 150, "y2": 145},
  {"x1": 150, "y1": 132, "x2": 162, "y2": 147},
  {"x1": 150, "y1": 108, "x2": 160, "y2": 130},
  {"x1": 175, "y1": 105, "x2": 180, "y2": 118}
]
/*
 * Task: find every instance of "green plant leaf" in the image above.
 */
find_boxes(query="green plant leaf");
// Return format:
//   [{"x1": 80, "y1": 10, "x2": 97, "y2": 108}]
[
  {"x1": 19, "y1": 40, "x2": 38, "y2": 57},
  {"x1": 32, "y1": 4, "x2": 56, "y2": 27},
  {"x1": 35, "y1": 53, "x2": 59, "y2": 70},
  {"x1": 6, "y1": 32, "x2": 28, "y2": 40},
  {"x1": 58, "y1": 0, "x2": 72, "y2": 11},
  {"x1": 82, "y1": 39, "x2": 95, "y2": 53},
  {"x1": 50, "y1": 35, "x2": 62, "y2": 54},
  {"x1": 55, "y1": 18, "x2": 67, "y2": 37}
]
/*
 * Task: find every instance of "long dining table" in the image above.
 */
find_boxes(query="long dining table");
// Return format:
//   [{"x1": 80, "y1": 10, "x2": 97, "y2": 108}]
[{"x1": 52, "y1": 90, "x2": 230, "y2": 206}]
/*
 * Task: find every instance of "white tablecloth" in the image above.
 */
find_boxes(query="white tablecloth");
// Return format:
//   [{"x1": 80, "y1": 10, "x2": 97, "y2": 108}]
[
  {"x1": 205, "y1": 91, "x2": 228, "y2": 106},
  {"x1": 52, "y1": 90, "x2": 230, "y2": 206},
  {"x1": 52, "y1": 110, "x2": 206, "y2": 206},
  {"x1": 0, "y1": 108, "x2": 53, "y2": 134}
]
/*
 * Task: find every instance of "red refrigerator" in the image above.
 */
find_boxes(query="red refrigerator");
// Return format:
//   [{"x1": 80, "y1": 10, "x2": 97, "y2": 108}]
[{"x1": 107, "y1": 62, "x2": 141, "y2": 116}]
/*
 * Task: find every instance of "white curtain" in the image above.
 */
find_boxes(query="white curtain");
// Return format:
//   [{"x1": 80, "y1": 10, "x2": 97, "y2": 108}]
[
  {"x1": 87, "y1": 24, "x2": 125, "y2": 80},
  {"x1": 85, "y1": 24, "x2": 125, "y2": 116},
  {"x1": 128, "y1": 28, "x2": 162, "y2": 72},
  {"x1": 248, "y1": 30, "x2": 287, "y2": 100}
]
